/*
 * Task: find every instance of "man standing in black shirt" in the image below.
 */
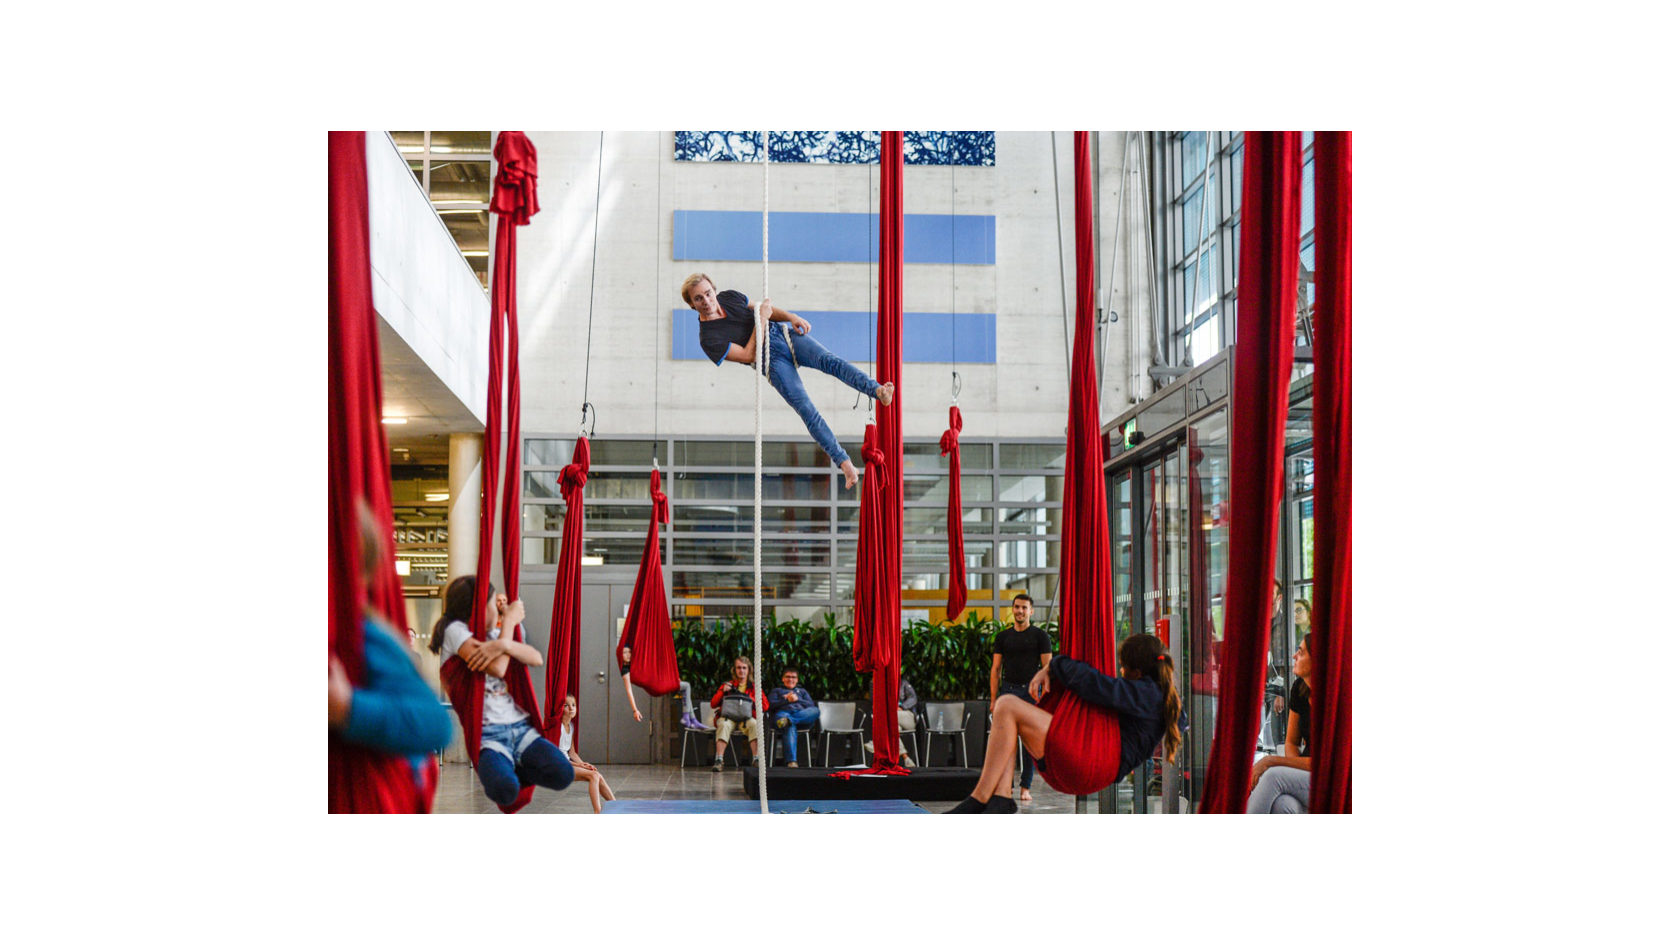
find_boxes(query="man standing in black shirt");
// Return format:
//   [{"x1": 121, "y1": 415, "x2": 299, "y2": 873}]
[{"x1": 990, "y1": 593, "x2": 1053, "y2": 802}]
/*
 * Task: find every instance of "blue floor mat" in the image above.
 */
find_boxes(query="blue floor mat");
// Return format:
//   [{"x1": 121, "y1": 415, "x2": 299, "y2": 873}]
[{"x1": 601, "y1": 798, "x2": 928, "y2": 814}]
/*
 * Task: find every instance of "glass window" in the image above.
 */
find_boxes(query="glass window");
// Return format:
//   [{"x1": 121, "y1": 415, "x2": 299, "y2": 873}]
[
  {"x1": 998, "y1": 444, "x2": 1065, "y2": 468},
  {"x1": 667, "y1": 472, "x2": 831, "y2": 502},
  {"x1": 671, "y1": 503, "x2": 831, "y2": 532},
  {"x1": 673, "y1": 440, "x2": 832, "y2": 467},
  {"x1": 428, "y1": 131, "x2": 493, "y2": 155},
  {"x1": 1181, "y1": 184, "x2": 1204, "y2": 256},
  {"x1": 671, "y1": 538, "x2": 831, "y2": 568},
  {"x1": 997, "y1": 538, "x2": 1053, "y2": 569},
  {"x1": 997, "y1": 506, "x2": 1052, "y2": 533},
  {"x1": 1300, "y1": 157, "x2": 1315, "y2": 237},
  {"x1": 997, "y1": 474, "x2": 1052, "y2": 504},
  {"x1": 903, "y1": 473, "x2": 992, "y2": 503},
  {"x1": 904, "y1": 441, "x2": 991, "y2": 471},
  {"x1": 1180, "y1": 132, "x2": 1207, "y2": 185}
]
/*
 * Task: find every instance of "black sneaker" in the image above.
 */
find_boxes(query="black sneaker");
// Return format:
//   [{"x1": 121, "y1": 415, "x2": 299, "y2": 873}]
[
  {"x1": 943, "y1": 796, "x2": 986, "y2": 814},
  {"x1": 982, "y1": 795, "x2": 1019, "y2": 814}
]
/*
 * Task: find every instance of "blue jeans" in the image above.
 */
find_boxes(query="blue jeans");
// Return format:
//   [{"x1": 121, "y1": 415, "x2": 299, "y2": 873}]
[
  {"x1": 772, "y1": 704, "x2": 820, "y2": 763},
  {"x1": 999, "y1": 682, "x2": 1038, "y2": 790},
  {"x1": 1246, "y1": 764, "x2": 1310, "y2": 814},
  {"x1": 476, "y1": 719, "x2": 574, "y2": 806},
  {"x1": 765, "y1": 325, "x2": 878, "y2": 468}
]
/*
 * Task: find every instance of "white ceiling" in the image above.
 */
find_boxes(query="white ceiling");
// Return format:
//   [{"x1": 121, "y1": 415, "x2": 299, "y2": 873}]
[{"x1": 379, "y1": 317, "x2": 481, "y2": 466}]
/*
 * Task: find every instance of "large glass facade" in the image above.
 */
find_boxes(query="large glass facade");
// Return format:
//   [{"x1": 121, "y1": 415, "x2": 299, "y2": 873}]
[
  {"x1": 390, "y1": 131, "x2": 493, "y2": 289},
  {"x1": 1156, "y1": 132, "x2": 1319, "y2": 370},
  {"x1": 520, "y1": 434, "x2": 1066, "y2": 623}
]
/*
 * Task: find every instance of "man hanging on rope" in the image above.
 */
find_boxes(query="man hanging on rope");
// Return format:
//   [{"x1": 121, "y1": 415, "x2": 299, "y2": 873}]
[{"x1": 682, "y1": 273, "x2": 893, "y2": 489}]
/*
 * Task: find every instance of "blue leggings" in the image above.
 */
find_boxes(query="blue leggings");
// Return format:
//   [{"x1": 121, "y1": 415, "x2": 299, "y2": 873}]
[{"x1": 476, "y1": 739, "x2": 574, "y2": 807}]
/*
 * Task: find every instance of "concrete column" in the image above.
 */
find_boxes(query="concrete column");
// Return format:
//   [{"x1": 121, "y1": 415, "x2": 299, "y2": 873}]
[{"x1": 448, "y1": 433, "x2": 483, "y2": 584}]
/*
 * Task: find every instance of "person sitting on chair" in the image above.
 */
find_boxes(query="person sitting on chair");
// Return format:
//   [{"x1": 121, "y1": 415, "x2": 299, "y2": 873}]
[
  {"x1": 768, "y1": 666, "x2": 818, "y2": 768},
  {"x1": 865, "y1": 676, "x2": 919, "y2": 768},
  {"x1": 1247, "y1": 634, "x2": 1314, "y2": 814},
  {"x1": 681, "y1": 273, "x2": 894, "y2": 489},
  {"x1": 709, "y1": 656, "x2": 769, "y2": 773}
]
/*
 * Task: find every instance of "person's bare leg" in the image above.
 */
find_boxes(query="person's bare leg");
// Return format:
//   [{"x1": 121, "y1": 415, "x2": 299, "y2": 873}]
[
  {"x1": 840, "y1": 460, "x2": 860, "y2": 489},
  {"x1": 970, "y1": 696, "x2": 1051, "y2": 802},
  {"x1": 599, "y1": 773, "x2": 614, "y2": 802},
  {"x1": 876, "y1": 382, "x2": 895, "y2": 406},
  {"x1": 580, "y1": 769, "x2": 603, "y2": 813}
]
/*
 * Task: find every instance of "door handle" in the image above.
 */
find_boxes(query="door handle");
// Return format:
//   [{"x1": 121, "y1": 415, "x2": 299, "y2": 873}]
[{"x1": 596, "y1": 671, "x2": 606, "y2": 682}]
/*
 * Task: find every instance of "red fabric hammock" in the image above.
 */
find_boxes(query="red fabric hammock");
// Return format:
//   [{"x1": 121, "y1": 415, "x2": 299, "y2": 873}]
[
  {"x1": 1310, "y1": 131, "x2": 1351, "y2": 814},
  {"x1": 940, "y1": 406, "x2": 967, "y2": 621},
  {"x1": 328, "y1": 130, "x2": 438, "y2": 813},
  {"x1": 616, "y1": 467, "x2": 679, "y2": 695},
  {"x1": 1198, "y1": 132, "x2": 1301, "y2": 814},
  {"x1": 841, "y1": 131, "x2": 907, "y2": 778},
  {"x1": 544, "y1": 438, "x2": 589, "y2": 745},
  {"x1": 441, "y1": 130, "x2": 545, "y2": 814},
  {"x1": 1034, "y1": 131, "x2": 1123, "y2": 797}
]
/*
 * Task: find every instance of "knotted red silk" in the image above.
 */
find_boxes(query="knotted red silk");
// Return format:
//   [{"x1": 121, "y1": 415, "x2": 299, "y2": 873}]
[
  {"x1": 443, "y1": 130, "x2": 545, "y2": 814},
  {"x1": 1033, "y1": 131, "x2": 1122, "y2": 797},
  {"x1": 617, "y1": 468, "x2": 679, "y2": 695},
  {"x1": 1198, "y1": 132, "x2": 1301, "y2": 814},
  {"x1": 544, "y1": 438, "x2": 590, "y2": 749},
  {"x1": 1309, "y1": 131, "x2": 1352, "y2": 814},
  {"x1": 328, "y1": 131, "x2": 438, "y2": 813},
  {"x1": 837, "y1": 131, "x2": 907, "y2": 778},
  {"x1": 941, "y1": 406, "x2": 967, "y2": 621}
]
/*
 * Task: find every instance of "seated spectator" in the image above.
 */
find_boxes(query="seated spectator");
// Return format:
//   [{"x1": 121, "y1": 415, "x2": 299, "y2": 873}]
[
  {"x1": 1247, "y1": 634, "x2": 1313, "y2": 814},
  {"x1": 865, "y1": 677, "x2": 918, "y2": 768},
  {"x1": 709, "y1": 656, "x2": 769, "y2": 773},
  {"x1": 768, "y1": 666, "x2": 818, "y2": 767}
]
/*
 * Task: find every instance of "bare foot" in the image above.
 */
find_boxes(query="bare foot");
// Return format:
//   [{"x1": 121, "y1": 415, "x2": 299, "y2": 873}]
[
  {"x1": 840, "y1": 460, "x2": 860, "y2": 489},
  {"x1": 1019, "y1": 788, "x2": 1033, "y2": 804},
  {"x1": 875, "y1": 381, "x2": 895, "y2": 406}
]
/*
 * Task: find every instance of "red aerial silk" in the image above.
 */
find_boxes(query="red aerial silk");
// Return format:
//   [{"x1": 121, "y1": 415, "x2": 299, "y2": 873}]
[
  {"x1": 617, "y1": 468, "x2": 679, "y2": 695},
  {"x1": 544, "y1": 438, "x2": 590, "y2": 746},
  {"x1": 1035, "y1": 131, "x2": 1123, "y2": 797},
  {"x1": 841, "y1": 131, "x2": 907, "y2": 777},
  {"x1": 441, "y1": 130, "x2": 545, "y2": 814},
  {"x1": 940, "y1": 406, "x2": 967, "y2": 621},
  {"x1": 1309, "y1": 131, "x2": 1351, "y2": 814},
  {"x1": 1198, "y1": 132, "x2": 1301, "y2": 814},
  {"x1": 328, "y1": 130, "x2": 439, "y2": 813}
]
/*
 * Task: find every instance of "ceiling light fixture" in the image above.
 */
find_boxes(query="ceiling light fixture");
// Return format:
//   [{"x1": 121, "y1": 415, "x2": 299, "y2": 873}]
[
  {"x1": 425, "y1": 493, "x2": 449, "y2": 502},
  {"x1": 381, "y1": 416, "x2": 407, "y2": 424},
  {"x1": 395, "y1": 560, "x2": 412, "y2": 576},
  {"x1": 581, "y1": 555, "x2": 605, "y2": 566}
]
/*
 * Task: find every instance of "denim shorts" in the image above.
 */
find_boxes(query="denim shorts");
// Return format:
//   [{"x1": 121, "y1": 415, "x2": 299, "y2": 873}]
[{"x1": 480, "y1": 718, "x2": 542, "y2": 764}]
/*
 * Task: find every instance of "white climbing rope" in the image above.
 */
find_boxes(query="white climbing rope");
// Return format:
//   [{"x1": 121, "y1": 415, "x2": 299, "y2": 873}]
[{"x1": 754, "y1": 130, "x2": 770, "y2": 813}]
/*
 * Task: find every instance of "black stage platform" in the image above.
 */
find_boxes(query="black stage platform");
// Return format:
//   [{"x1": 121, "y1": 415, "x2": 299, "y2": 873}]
[{"x1": 741, "y1": 766, "x2": 980, "y2": 801}]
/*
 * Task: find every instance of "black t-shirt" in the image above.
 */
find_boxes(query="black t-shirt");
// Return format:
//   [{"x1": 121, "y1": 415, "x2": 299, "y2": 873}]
[
  {"x1": 696, "y1": 289, "x2": 756, "y2": 366},
  {"x1": 1288, "y1": 677, "x2": 1312, "y2": 757},
  {"x1": 993, "y1": 625, "x2": 1053, "y2": 686}
]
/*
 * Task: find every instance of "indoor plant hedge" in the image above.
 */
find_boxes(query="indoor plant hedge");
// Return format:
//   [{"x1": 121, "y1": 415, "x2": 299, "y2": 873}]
[{"x1": 673, "y1": 611, "x2": 1061, "y2": 704}]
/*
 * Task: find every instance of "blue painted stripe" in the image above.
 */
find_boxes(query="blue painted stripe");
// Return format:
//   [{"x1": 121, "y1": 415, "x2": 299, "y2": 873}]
[
  {"x1": 672, "y1": 311, "x2": 996, "y2": 364},
  {"x1": 673, "y1": 211, "x2": 995, "y2": 264}
]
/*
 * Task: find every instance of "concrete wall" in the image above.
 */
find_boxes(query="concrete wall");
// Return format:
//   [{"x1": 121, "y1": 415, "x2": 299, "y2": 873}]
[
  {"x1": 366, "y1": 132, "x2": 489, "y2": 425},
  {"x1": 511, "y1": 131, "x2": 1150, "y2": 444}
]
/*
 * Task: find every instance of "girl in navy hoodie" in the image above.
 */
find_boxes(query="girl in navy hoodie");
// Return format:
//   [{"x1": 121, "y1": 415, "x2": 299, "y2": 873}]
[{"x1": 946, "y1": 632, "x2": 1182, "y2": 813}]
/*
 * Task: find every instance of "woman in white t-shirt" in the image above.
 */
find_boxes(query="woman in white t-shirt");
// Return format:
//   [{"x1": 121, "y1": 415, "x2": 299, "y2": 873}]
[
  {"x1": 555, "y1": 694, "x2": 615, "y2": 813},
  {"x1": 427, "y1": 576, "x2": 575, "y2": 807}
]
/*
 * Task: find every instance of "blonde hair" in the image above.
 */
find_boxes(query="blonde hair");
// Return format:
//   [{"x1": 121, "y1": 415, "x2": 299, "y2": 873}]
[{"x1": 679, "y1": 272, "x2": 715, "y2": 306}]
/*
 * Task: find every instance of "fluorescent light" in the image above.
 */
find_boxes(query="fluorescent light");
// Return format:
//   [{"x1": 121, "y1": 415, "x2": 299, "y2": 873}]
[
  {"x1": 459, "y1": 251, "x2": 489, "y2": 258},
  {"x1": 395, "y1": 560, "x2": 412, "y2": 576},
  {"x1": 425, "y1": 493, "x2": 449, "y2": 502},
  {"x1": 581, "y1": 555, "x2": 605, "y2": 566},
  {"x1": 381, "y1": 416, "x2": 407, "y2": 424}
]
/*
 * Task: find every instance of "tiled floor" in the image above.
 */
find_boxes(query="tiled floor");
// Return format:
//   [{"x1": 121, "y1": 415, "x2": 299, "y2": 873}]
[{"x1": 431, "y1": 760, "x2": 1082, "y2": 814}]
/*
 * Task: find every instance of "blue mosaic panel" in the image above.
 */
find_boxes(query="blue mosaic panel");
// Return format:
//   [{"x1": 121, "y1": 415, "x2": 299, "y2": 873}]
[
  {"x1": 673, "y1": 211, "x2": 995, "y2": 264},
  {"x1": 675, "y1": 131, "x2": 994, "y2": 166}
]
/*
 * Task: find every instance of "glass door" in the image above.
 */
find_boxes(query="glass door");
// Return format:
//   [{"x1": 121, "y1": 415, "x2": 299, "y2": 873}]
[{"x1": 1136, "y1": 444, "x2": 1189, "y2": 812}]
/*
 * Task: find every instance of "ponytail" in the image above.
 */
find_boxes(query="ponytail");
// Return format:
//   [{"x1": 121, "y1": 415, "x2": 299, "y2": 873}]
[
  {"x1": 1118, "y1": 632, "x2": 1183, "y2": 765},
  {"x1": 1154, "y1": 654, "x2": 1182, "y2": 766}
]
